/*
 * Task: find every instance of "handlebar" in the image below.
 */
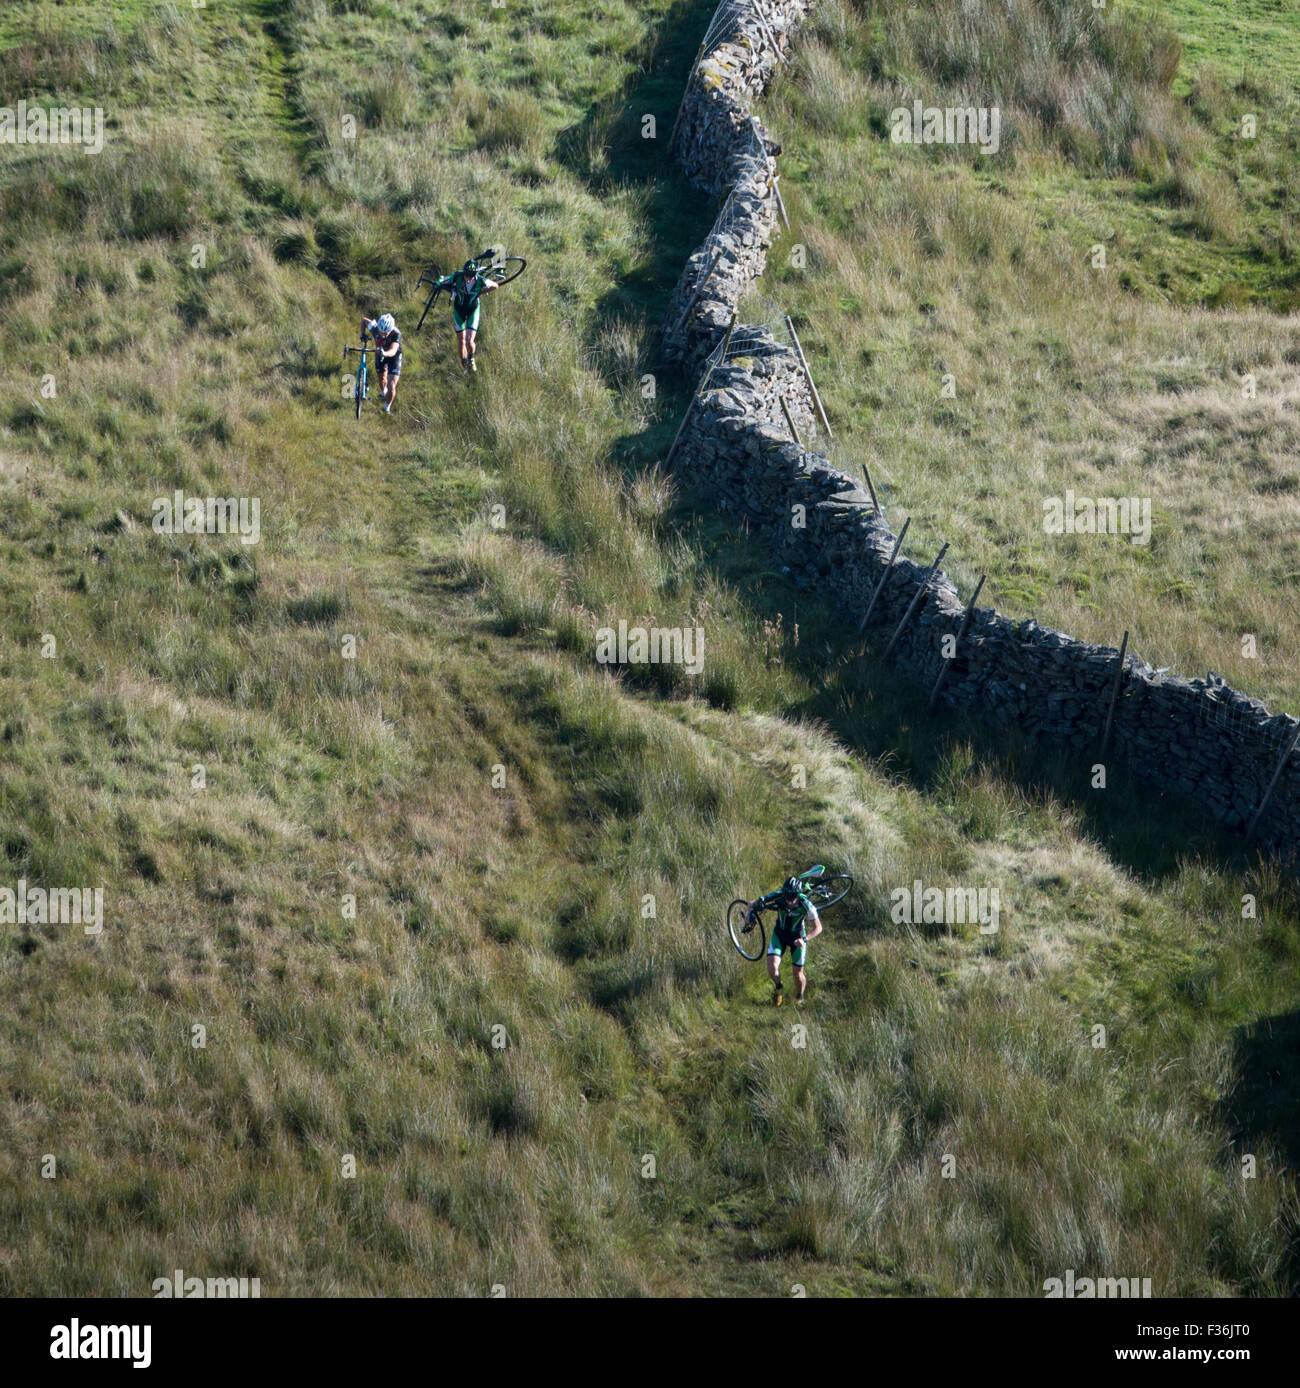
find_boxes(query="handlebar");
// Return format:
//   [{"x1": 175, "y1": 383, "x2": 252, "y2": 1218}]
[{"x1": 417, "y1": 248, "x2": 501, "y2": 288}]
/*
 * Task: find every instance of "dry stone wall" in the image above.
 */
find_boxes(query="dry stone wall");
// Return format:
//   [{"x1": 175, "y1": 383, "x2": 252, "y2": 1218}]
[
  {"x1": 663, "y1": 0, "x2": 812, "y2": 367},
  {"x1": 662, "y1": 0, "x2": 1300, "y2": 860}
]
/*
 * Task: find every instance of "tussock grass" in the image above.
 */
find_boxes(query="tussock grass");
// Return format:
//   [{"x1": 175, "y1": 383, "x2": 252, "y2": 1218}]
[
  {"x1": 1, "y1": 0, "x2": 1297, "y2": 1299},
  {"x1": 766, "y1": 0, "x2": 1300, "y2": 710}
]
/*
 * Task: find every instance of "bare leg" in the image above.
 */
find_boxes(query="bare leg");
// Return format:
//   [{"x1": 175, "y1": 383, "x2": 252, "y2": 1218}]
[{"x1": 767, "y1": 952, "x2": 783, "y2": 1003}]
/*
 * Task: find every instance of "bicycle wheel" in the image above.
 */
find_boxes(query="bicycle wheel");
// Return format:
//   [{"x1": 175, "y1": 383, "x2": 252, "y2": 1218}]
[
  {"x1": 354, "y1": 361, "x2": 365, "y2": 420},
  {"x1": 416, "y1": 283, "x2": 440, "y2": 333},
  {"x1": 727, "y1": 899, "x2": 768, "y2": 961},
  {"x1": 806, "y1": 875, "x2": 852, "y2": 911},
  {"x1": 485, "y1": 256, "x2": 526, "y2": 287}
]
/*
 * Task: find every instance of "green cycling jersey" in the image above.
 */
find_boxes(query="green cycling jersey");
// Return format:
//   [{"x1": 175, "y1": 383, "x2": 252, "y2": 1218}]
[
  {"x1": 436, "y1": 268, "x2": 488, "y2": 320},
  {"x1": 756, "y1": 887, "x2": 816, "y2": 945}
]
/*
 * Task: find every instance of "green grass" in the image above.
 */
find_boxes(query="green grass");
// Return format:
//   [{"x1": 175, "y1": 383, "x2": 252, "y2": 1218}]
[
  {"x1": 1150, "y1": 0, "x2": 1300, "y2": 93},
  {"x1": 1, "y1": 0, "x2": 1298, "y2": 1297},
  {"x1": 762, "y1": 0, "x2": 1300, "y2": 712}
]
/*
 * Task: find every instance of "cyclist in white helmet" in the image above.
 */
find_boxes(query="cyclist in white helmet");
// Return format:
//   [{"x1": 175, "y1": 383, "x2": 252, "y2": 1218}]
[{"x1": 359, "y1": 311, "x2": 402, "y2": 413}]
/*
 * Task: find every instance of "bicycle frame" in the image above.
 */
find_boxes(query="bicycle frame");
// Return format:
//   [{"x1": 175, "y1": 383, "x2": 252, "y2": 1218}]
[
  {"x1": 415, "y1": 249, "x2": 500, "y2": 332},
  {"x1": 414, "y1": 277, "x2": 441, "y2": 333},
  {"x1": 343, "y1": 340, "x2": 379, "y2": 419}
]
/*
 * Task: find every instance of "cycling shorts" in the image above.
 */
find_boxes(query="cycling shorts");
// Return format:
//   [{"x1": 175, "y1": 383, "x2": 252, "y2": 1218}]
[{"x1": 767, "y1": 931, "x2": 806, "y2": 967}]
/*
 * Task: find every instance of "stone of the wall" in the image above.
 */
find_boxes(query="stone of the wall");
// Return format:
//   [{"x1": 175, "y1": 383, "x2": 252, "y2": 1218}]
[
  {"x1": 662, "y1": 0, "x2": 1300, "y2": 862},
  {"x1": 663, "y1": 0, "x2": 812, "y2": 368}
]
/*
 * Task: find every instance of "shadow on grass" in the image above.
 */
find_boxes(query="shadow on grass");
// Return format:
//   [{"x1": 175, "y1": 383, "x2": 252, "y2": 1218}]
[
  {"x1": 1223, "y1": 1010, "x2": 1300, "y2": 1169},
  {"x1": 553, "y1": 0, "x2": 723, "y2": 378},
  {"x1": 546, "y1": 0, "x2": 1283, "y2": 888},
  {"x1": 1221, "y1": 1010, "x2": 1300, "y2": 1291},
  {"x1": 672, "y1": 494, "x2": 1279, "y2": 887}
]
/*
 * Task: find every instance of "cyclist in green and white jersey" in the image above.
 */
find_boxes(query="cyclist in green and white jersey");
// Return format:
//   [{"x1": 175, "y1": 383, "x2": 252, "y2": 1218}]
[
  {"x1": 359, "y1": 312, "x2": 402, "y2": 412},
  {"x1": 749, "y1": 875, "x2": 823, "y2": 1006},
  {"x1": 432, "y1": 259, "x2": 499, "y2": 373}
]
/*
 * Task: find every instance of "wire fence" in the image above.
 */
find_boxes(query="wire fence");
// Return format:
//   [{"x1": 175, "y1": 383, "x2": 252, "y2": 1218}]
[
  {"x1": 666, "y1": 1, "x2": 1300, "y2": 827},
  {"x1": 700, "y1": 316, "x2": 792, "y2": 373},
  {"x1": 719, "y1": 319, "x2": 797, "y2": 360},
  {"x1": 1201, "y1": 688, "x2": 1299, "y2": 757},
  {"x1": 673, "y1": 0, "x2": 786, "y2": 154},
  {"x1": 696, "y1": 0, "x2": 760, "y2": 66}
]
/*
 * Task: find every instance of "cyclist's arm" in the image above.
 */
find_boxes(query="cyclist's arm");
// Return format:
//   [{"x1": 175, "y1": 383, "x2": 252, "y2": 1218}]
[{"x1": 802, "y1": 906, "x2": 822, "y2": 943}]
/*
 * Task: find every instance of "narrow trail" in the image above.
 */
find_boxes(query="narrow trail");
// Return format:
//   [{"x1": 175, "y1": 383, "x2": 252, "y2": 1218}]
[
  {"x1": 251, "y1": 0, "x2": 323, "y2": 171},
  {"x1": 175, "y1": 0, "x2": 308, "y2": 170}
]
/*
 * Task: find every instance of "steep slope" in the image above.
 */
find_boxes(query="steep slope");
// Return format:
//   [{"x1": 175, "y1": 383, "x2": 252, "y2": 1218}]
[{"x1": 0, "y1": 0, "x2": 1296, "y2": 1296}]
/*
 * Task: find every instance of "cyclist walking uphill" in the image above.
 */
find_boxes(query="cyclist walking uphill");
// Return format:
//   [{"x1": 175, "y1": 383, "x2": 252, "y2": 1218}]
[
  {"x1": 360, "y1": 312, "x2": 402, "y2": 413},
  {"x1": 432, "y1": 260, "x2": 498, "y2": 373},
  {"x1": 750, "y1": 875, "x2": 823, "y2": 1006}
]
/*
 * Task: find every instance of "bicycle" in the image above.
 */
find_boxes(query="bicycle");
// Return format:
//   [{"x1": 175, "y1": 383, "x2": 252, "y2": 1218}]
[
  {"x1": 343, "y1": 337, "x2": 379, "y2": 421},
  {"x1": 414, "y1": 249, "x2": 528, "y2": 333},
  {"x1": 725, "y1": 864, "x2": 854, "y2": 961}
]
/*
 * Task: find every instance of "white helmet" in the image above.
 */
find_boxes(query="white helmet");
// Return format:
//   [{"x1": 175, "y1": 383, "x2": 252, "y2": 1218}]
[{"x1": 376, "y1": 313, "x2": 396, "y2": 335}]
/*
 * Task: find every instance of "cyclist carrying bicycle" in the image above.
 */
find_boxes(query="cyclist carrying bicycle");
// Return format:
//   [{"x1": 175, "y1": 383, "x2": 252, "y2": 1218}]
[
  {"x1": 432, "y1": 260, "x2": 499, "y2": 373},
  {"x1": 749, "y1": 875, "x2": 823, "y2": 1006},
  {"x1": 360, "y1": 312, "x2": 402, "y2": 413}
]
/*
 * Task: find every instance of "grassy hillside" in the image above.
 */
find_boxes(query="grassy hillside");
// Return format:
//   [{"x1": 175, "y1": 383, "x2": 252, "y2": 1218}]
[
  {"x1": 1, "y1": 0, "x2": 1298, "y2": 1296},
  {"x1": 764, "y1": 0, "x2": 1300, "y2": 712}
]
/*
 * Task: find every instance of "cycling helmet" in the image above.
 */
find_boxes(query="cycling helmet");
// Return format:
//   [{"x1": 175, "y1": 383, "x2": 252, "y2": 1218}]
[
  {"x1": 376, "y1": 313, "x2": 396, "y2": 335},
  {"x1": 781, "y1": 875, "x2": 803, "y2": 900},
  {"x1": 463, "y1": 260, "x2": 480, "y2": 278}
]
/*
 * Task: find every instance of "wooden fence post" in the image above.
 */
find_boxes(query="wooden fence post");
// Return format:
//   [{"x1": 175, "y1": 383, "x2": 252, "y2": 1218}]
[
  {"x1": 1098, "y1": 630, "x2": 1129, "y2": 758},
  {"x1": 1245, "y1": 720, "x2": 1300, "y2": 843},
  {"x1": 860, "y1": 463, "x2": 880, "y2": 513},
  {"x1": 927, "y1": 575, "x2": 986, "y2": 712},
  {"x1": 755, "y1": 0, "x2": 785, "y2": 60},
  {"x1": 858, "y1": 516, "x2": 910, "y2": 633},
  {"x1": 882, "y1": 543, "x2": 949, "y2": 663},
  {"x1": 664, "y1": 313, "x2": 738, "y2": 468},
  {"x1": 669, "y1": 247, "x2": 723, "y2": 346},
  {"x1": 750, "y1": 0, "x2": 779, "y2": 55},
  {"x1": 773, "y1": 177, "x2": 790, "y2": 231},
  {"x1": 778, "y1": 394, "x2": 803, "y2": 447},
  {"x1": 784, "y1": 313, "x2": 832, "y2": 439}
]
